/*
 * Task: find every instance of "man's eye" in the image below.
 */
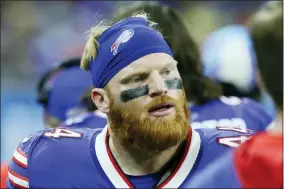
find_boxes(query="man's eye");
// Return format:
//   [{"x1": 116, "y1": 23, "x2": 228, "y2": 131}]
[
  {"x1": 165, "y1": 70, "x2": 171, "y2": 75},
  {"x1": 131, "y1": 77, "x2": 144, "y2": 83},
  {"x1": 162, "y1": 69, "x2": 171, "y2": 75}
]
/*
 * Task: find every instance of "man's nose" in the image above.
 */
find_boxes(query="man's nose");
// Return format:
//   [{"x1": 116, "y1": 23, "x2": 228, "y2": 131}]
[{"x1": 148, "y1": 71, "x2": 168, "y2": 98}]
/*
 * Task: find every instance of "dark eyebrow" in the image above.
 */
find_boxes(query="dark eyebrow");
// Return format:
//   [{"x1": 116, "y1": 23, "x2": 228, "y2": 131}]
[{"x1": 120, "y1": 72, "x2": 149, "y2": 84}]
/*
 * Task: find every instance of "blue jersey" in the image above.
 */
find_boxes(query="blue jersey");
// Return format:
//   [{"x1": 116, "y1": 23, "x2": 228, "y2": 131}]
[
  {"x1": 62, "y1": 111, "x2": 107, "y2": 129},
  {"x1": 6, "y1": 125, "x2": 255, "y2": 188},
  {"x1": 184, "y1": 151, "x2": 242, "y2": 188},
  {"x1": 190, "y1": 96, "x2": 274, "y2": 131}
]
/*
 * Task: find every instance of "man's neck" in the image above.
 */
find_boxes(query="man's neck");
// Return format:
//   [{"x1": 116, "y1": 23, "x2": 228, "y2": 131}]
[{"x1": 109, "y1": 135, "x2": 182, "y2": 176}]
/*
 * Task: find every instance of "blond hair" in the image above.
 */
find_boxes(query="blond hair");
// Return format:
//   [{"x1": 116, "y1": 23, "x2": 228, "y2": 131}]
[{"x1": 80, "y1": 11, "x2": 157, "y2": 71}]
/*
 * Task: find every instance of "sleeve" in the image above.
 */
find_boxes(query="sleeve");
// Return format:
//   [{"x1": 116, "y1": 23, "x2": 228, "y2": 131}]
[{"x1": 6, "y1": 132, "x2": 42, "y2": 189}]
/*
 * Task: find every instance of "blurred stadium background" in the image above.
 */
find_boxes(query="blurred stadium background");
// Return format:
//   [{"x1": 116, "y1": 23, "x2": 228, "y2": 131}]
[{"x1": 1, "y1": 1, "x2": 269, "y2": 162}]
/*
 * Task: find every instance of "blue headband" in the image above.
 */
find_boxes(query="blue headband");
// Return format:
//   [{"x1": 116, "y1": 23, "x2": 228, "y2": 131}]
[{"x1": 88, "y1": 17, "x2": 173, "y2": 88}]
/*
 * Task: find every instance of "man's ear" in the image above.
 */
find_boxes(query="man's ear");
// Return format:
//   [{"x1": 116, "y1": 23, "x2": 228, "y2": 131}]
[{"x1": 91, "y1": 88, "x2": 110, "y2": 113}]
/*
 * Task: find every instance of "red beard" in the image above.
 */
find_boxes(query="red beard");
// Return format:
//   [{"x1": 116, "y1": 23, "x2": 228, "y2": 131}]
[{"x1": 108, "y1": 92, "x2": 190, "y2": 153}]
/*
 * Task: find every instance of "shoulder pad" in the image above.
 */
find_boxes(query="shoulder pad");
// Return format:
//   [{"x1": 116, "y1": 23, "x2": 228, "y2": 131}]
[{"x1": 219, "y1": 96, "x2": 273, "y2": 130}]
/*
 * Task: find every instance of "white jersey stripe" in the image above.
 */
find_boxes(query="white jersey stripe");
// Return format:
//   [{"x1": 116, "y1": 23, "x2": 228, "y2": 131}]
[
  {"x1": 161, "y1": 129, "x2": 201, "y2": 188},
  {"x1": 8, "y1": 169, "x2": 29, "y2": 188},
  {"x1": 13, "y1": 147, "x2": 28, "y2": 168},
  {"x1": 95, "y1": 126, "x2": 130, "y2": 188},
  {"x1": 96, "y1": 125, "x2": 201, "y2": 188}
]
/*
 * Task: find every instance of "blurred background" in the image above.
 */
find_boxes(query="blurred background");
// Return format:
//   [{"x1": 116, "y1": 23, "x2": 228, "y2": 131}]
[{"x1": 1, "y1": 0, "x2": 270, "y2": 162}]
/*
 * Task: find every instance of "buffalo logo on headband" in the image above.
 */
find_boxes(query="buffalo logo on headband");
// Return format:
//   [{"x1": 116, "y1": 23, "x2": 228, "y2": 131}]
[{"x1": 111, "y1": 29, "x2": 134, "y2": 55}]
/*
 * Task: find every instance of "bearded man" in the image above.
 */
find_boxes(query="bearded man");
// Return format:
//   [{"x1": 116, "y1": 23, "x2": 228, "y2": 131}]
[{"x1": 6, "y1": 13, "x2": 255, "y2": 188}]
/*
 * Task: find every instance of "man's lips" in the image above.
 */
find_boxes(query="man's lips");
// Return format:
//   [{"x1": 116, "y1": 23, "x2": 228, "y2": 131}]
[{"x1": 148, "y1": 103, "x2": 175, "y2": 117}]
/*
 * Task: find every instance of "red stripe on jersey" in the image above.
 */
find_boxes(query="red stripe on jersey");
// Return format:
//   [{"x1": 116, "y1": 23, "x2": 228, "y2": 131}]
[
  {"x1": 8, "y1": 167, "x2": 29, "y2": 181},
  {"x1": 17, "y1": 147, "x2": 27, "y2": 158},
  {"x1": 12, "y1": 156, "x2": 27, "y2": 169}
]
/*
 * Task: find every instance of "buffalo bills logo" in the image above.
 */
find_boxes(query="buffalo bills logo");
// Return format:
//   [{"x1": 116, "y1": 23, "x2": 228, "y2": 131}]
[{"x1": 111, "y1": 29, "x2": 134, "y2": 55}]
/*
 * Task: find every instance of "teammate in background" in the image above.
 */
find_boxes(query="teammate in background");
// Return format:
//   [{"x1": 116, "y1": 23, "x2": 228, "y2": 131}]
[
  {"x1": 0, "y1": 59, "x2": 108, "y2": 187},
  {"x1": 201, "y1": 21, "x2": 277, "y2": 118},
  {"x1": 185, "y1": 1, "x2": 283, "y2": 188},
  {"x1": 62, "y1": 86, "x2": 107, "y2": 128},
  {"x1": 7, "y1": 13, "x2": 255, "y2": 188},
  {"x1": 1, "y1": 58, "x2": 106, "y2": 188},
  {"x1": 2, "y1": 58, "x2": 93, "y2": 187},
  {"x1": 36, "y1": 58, "x2": 107, "y2": 128},
  {"x1": 111, "y1": 2, "x2": 274, "y2": 131}
]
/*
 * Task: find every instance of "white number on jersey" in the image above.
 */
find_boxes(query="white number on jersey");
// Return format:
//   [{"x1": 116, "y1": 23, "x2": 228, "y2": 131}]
[
  {"x1": 218, "y1": 135, "x2": 251, "y2": 148},
  {"x1": 44, "y1": 128, "x2": 83, "y2": 139},
  {"x1": 217, "y1": 126, "x2": 248, "y2": 133}
]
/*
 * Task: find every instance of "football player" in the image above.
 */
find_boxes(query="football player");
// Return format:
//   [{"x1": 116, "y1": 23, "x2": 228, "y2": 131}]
[{"x1": 6, "y1": 13, "x2": 256, "y2": 188}]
